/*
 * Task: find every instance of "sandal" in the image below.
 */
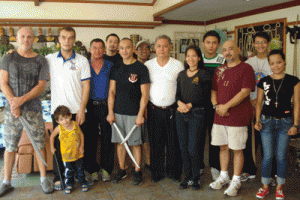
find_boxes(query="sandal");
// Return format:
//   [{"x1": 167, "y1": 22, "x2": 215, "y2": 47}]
[
  {"x1": 54, "y1": 181, "x2": 62, "y2": 191},
  {"x1": 81, "y1": 184, "x2": 89, "y2": 192},
  {"x1": 64, "y1": 186, "x2": 73, "y2": 194}
]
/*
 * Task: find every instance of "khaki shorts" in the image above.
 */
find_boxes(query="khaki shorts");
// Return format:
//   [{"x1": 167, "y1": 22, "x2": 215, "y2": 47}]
[
  {"x1": 211, "y1": 124, "x2": 248, "y2": 150},
  {"x1": 4, "y1": 111, "x2": 46, "y2": 152}
]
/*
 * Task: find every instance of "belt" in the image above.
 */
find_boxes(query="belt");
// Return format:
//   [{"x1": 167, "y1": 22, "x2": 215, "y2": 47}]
[
  {"x1": 149, "y1": 101, "x2": 175, "y2": 110},
  {"x1": 92, "y1": 100, "x2": 107, "y2": 106},
  {"x1": 262, "y1": 115, "x2": 284, "y2": 120}
]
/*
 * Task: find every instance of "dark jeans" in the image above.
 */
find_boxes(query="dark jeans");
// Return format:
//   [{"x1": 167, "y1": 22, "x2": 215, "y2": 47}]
[
  {"x1": 147, "y1": 102, "x2": 183, "y2": 180},
  {"x1": 175, "y1": 108, "x2": 206, "y2": 181},
  {"x1": 86, "y1": 100, "x2": 114, "y2": 174},
  {"x1": 52, "y1": 114, "x2": 86, "y2": 183},
  {"x1": 64, "y1": 158, "x2": 88, "y2": 187},
  {"x1": 205, "y1": 107, "x2": 220, "y2": 170}
]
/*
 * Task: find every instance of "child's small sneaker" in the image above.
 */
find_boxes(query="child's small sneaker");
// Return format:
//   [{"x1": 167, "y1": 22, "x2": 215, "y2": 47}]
[
  {"x1": 224, "y1": 180, "x2": 241, "y2": 197},
  {"x1": 256, "y1": 188, "x2": 269, "y2": 199},
  {"x1": 91, "y1": 172, "x2": 99, "y2": 182},
  {"x1": 209, "y1": 175, "x2": 230, "y2": 190},
  {"x1": 102, "y1": 169, "x2": 111, "y2": 182},
  {"x1": 276, "y1": 189, "x2": 285, "y2": 200}
]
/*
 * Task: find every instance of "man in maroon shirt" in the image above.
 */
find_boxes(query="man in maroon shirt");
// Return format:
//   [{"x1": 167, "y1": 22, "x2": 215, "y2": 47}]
[{"x1": 209, "y1": 40, "x2": 255, "y2": 197}]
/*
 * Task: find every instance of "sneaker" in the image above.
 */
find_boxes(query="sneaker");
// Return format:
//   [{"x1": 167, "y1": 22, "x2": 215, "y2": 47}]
[
  {"x1": 192, "y1": 180, "x2": 200, "y2": 190},
  {"x1": 40, "y1": 179, "x2": 54, "y2": 194},
  {"x1": 209, "y1": 175, "x2": 230, "y2": 190},
  {"x1": 187, "y1": 180, "x2": 194, "y2": 186},
  {"x1": 132, "y1": 171, "x2": 143, "y2": 185},
  {"x1": 276, "y1": 189, "x2": 285, "y2": 200},
  {"x1": 0, "y1": 183, "x2": 14, "y2": 197},
  {"x1": 102, "y1": 169, "x2": 111, "y2": 182},
  {"x1": 91, "y1": 172, "x2": 99, "y2": 182},
  {"x1": 240, "y1": 173, "x2": 256, "y2": 182},
  {"x1": 179, "y1": 179, "x2": 189, "y2": 189},
  {"x1": 85, "y1": 172, "x2": 94, "y2": 186},
  {"x1": 211, "y1": 168, "x2": 220, "y2": 181},
  {"x1": 224, "y1": 180, "x2": 241, "y2": 196},
  {"x1": 113, "y1": 169, "x2": 127, "y2": 183},
  {"x1": 256, "y1": 188, "x2": 269, "y2": 199}
]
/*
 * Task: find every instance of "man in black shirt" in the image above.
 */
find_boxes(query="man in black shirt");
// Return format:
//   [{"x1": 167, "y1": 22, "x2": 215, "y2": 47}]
[
  {"x1": 103, "y1": 33, "x2": 123, "y2": 64},
  {"x1": 107, "y1": 38, "x2": 150, "y2": 185}
]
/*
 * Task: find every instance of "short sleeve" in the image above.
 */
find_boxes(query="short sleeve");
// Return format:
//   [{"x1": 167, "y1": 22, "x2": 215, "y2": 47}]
[
  {"x1": 0, "y1": 54, "x2": 11, "y2": 72},
  {"x1": 81, "y1": 57, "x2": 91, "y2": 81},
  {"x1": 140, "y1": 64, "x2": 150, "y2": 85},
  {"x1": 211, "y1": 68, "x2": 219, "y2": 91},
  {"x1": 38, "y1": 56, "x2": 50, "y2": 81},
  {"x1": 241, "y1": 64, "x2": 255, "y2": 91},
  {"x1": 109, "y1": 64, "x2": 117, "y2": 80}
]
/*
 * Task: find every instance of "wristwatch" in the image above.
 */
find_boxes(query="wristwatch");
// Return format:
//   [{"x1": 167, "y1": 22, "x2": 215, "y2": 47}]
[
  {"x1": 292, "y1": 125, "x2": 300, "y2": 129},
  {"x1": 213, "y1": 104, "x2": 218, "y2": 109}
]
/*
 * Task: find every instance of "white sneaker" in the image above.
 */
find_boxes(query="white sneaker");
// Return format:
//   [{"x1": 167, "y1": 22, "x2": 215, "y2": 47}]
[
  {"x1": 211, "y1": 168, "x2": 220, "y2": 181},
  {"x1": 91, "y1": 172, "x2": 99, "y2": 182},
  {"x1": 224, "y1": 180, "x2": 241, "y2": 197},
  {"x1": 102, "y1": 169, "x2": 111, "y2": 182},
  {"x1": 209, "y1": 175, "x2": 230, "y2": 190}
]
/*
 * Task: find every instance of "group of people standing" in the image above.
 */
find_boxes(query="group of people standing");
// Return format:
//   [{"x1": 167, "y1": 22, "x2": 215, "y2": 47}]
[{"x1": 0, "y1": 26, "x2": 299, "y2": 200}]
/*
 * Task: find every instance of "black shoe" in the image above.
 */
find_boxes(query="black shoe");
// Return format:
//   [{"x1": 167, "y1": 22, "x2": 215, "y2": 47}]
[
  {"x1": 192, "y1": 181, "x2": 200, "y2": 190},
  {"x1": 113, "y1": 169, "x2": 127, "y2": 183},
  {"x1": 133, "y1": 171, "x2": 143, "y2": 185},
  {"x1": 179, "y1": 179, "x2": 189, "y2": 189}
]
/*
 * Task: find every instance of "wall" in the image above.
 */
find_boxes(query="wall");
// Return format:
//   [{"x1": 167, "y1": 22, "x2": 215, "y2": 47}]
[
  {"x1": 205, "y1": 5, "x2": 300, "y2": 75},
  {"x1": 0, "y1": 1, "x2": 153, "y2": 21}
]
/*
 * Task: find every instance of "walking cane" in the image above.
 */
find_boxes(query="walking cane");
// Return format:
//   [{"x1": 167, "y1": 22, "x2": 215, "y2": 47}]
[{"x1": 47, "y1": 130, "x2": 65, "y2": 191}]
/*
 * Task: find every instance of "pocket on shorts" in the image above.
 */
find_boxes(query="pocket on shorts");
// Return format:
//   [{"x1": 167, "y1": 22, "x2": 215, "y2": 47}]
[{"x1": 260, "y1": 115, "x2": 270, "y2": 124}]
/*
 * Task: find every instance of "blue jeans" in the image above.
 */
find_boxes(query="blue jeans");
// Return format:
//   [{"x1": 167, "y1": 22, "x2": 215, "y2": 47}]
[
  {"x1": 175, "y1": 107, "x2": 206, "y2": 181},
  {"x1": 63, "y1": 158, "x2": 88, "y2": 187},
  {"x1": 260, "y1": 115, "x2": 292, "y2": 185}
]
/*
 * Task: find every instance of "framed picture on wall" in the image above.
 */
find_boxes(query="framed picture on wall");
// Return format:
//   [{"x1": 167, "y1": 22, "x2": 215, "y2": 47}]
[
  {"x1": 235, "y1": 18, "x2": 286, "y2": 60},
  {"x1": 179, "y1": 39, "x2": 200, "y2": 53}
]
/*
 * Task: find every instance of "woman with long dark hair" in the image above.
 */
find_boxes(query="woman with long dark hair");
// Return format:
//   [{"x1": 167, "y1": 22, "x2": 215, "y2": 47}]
[
  {"x1": 255, "y1": 50, "x2": 300, "y2": 199},
  {"x1": 175, "y1": 45, "x2": 211, "y2": 190}
]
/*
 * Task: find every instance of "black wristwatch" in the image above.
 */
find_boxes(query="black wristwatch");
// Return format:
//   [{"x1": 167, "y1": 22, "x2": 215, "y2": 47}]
[
  {"x1": 213, "y1": 104, "x2": 218, "y2": 109},
  {"x1": 292, "y1": 125, "x2": 300, "y2": 129}
]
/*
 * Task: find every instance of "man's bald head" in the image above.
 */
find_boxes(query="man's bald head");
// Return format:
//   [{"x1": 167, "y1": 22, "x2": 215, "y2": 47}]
[
  {"x1": 222, "y1": 40, "x2": 240, "y2": 63},
  {"x1": 16, "y1": 27, "x2": 34, "y2": 51}
]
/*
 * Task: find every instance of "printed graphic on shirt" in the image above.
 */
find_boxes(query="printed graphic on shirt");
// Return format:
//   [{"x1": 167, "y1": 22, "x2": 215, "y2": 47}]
[
  {"x1": 216, "y1": 56, "x2": 225, "y2": 64},
  {"x1": 255, "y1": 71, "x2": 267, "y2": 86},
  {"x1": 263, "y1": 82, "x2": 271, "y2": 105},
  {"x1": 192, "y1": 77, "x2": 199, "y2": 84},
  {"x1": 128, "y1": 74, "x2": 138, "y2": 83},
  {"x1": 216, "y1": 65, "x2": 227, "y2": 82}
]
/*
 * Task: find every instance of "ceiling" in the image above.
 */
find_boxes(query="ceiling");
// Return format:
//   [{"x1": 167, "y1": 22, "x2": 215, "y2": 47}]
[{"x1": 159, "y1": 0, "x2": 295, "y2": 23}]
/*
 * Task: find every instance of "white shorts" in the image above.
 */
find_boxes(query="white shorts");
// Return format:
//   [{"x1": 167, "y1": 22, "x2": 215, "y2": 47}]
[{"x1": 211, "y1": 124, "x2": 248, "y2": 150}]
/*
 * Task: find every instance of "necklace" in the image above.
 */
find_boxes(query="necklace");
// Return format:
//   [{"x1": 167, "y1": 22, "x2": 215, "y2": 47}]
[
  {"x1": 272, "y1": 75, "x2": 285, "y2": 108},
  {"x1": 189, "y1": 68, "x2": 198, "y2": 72}
]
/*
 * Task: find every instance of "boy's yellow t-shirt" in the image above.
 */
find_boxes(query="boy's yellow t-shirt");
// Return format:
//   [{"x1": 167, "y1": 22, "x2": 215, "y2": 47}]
[{"x1": 59, "y1": 121, "x2": 83, "y2": 162}]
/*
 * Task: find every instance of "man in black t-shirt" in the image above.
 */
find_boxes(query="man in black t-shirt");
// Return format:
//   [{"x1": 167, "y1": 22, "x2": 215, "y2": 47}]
[
  {"x1": 103, "y1": 33, "x2": 123, "y2": 64},
  {"x1": 107, "y1": 38, "x2": 150, "y2": 185}
]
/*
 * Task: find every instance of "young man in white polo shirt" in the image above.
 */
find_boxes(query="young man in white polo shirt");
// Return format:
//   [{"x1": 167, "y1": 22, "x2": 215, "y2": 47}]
[
  {"x1": 145, "y1": 35, "x2": 183, "y2": 183},
  {"x1": 46, "y1": 27, "x2": 91, "y2": 190}
]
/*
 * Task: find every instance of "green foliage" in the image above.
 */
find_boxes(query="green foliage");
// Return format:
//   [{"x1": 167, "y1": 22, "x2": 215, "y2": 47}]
[{"x1": 0, "y1": 44, "x2": 13, "y2": 57}]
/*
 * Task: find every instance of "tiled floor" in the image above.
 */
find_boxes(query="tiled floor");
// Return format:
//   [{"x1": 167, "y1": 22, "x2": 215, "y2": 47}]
[{"x1": 1, "y1": 141, "x2": 300, "y2": 199}]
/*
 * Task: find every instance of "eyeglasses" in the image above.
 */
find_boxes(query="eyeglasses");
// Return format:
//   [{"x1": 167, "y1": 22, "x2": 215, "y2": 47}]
[{"x1": 254, "y1": 41, "x2": 267, "y2": 45}]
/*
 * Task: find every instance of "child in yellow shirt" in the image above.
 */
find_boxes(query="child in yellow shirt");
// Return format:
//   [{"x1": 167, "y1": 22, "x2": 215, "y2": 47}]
[{"x1": 50, "y1": 105, "x2": 88, "y2": 194}]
